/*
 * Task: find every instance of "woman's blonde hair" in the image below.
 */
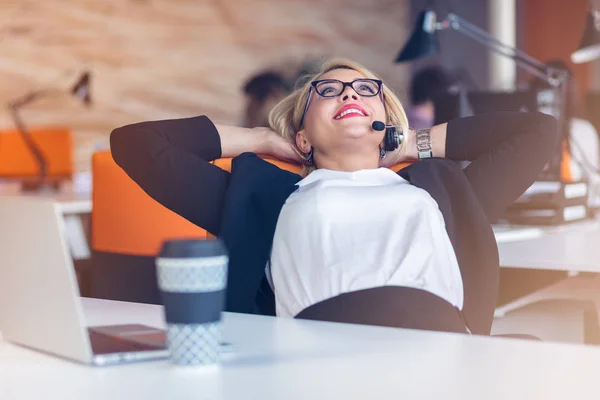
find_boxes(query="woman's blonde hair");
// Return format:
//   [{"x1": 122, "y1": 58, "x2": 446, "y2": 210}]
[{"x1": 268, "y1": 58, "x2": 408, "y2": 175}]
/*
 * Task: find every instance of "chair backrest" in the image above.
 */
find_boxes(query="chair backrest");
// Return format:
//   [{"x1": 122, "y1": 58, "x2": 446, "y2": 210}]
[
  {"x1": 92, "y1": 151, "x2": 207, "y2": 257},
  {"x1": 0, "y1": 127, "x2": 73, "y2": 179},
  {"x1": 93, "y1": 150, "x2": 413, "y2": 255},
  {"x1": 211, "y1": 157, "x2": 412, "y2": 174}
]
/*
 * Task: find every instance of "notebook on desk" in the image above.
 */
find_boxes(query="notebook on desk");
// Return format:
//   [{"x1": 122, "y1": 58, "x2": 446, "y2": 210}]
[{"x1": 0, "y1": 197, "x2": 169, "y2": 366}]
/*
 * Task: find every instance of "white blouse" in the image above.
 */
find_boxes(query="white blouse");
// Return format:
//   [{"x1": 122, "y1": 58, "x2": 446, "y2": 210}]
[{"x1": 269, "y1": 167, "x2": 463, "y2": 318}]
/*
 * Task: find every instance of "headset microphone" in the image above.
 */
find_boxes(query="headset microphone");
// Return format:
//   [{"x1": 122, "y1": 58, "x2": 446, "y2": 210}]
[
  {"x1": 371, "y1": 121, "x2": 403, "y2": 152},
  {"x1": 371, "y1": 121, "x2": 386, "y2": 131}
]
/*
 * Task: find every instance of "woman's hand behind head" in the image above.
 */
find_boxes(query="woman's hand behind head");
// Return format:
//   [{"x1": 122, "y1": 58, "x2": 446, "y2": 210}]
[{"x1": 259, "y1": 127, "x2": 304, "y2": 164}]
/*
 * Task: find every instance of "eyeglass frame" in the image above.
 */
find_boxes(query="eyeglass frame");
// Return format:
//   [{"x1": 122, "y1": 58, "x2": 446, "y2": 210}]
[{"x1": 298, "y1": 78, "x2": 385, "y2": 130}]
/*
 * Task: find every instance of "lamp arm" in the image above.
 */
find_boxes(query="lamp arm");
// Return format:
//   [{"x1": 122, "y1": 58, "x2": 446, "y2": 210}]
[
  {"x1": 5, "y1": 88, "x2": 62, "y2": 185},
  {"x1": 3, "y1": 74, "x2": 89, "y2": 191},
  {"x1": 9, "y1": 89, "x2": 60, "y2": 109},
  {"x1": 446, "y1": 14, "x2": 548, "y2": 70},
  {"x1": 7, "y1": 103, "x2": 48, "y2": 183},
  {"x1": 452, "y1": 22, "x2": 553, "y2": 83},
  {"x1": 442, "y1": 13, "x2": 563, "y2": 86}
]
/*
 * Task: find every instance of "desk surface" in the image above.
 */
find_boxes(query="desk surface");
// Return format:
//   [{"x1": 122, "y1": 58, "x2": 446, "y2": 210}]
[
  {"x1": 0, "y1": 181, "x2": 91, "y2": 214},
  {"x1": 1, "y1": 298, "x2": 600, "y2": 399},
  {"x1": 494, "y1": 218, "x2": 600, "y2": 272}
]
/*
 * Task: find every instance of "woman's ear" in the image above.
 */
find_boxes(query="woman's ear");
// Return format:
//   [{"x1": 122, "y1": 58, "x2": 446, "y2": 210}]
[{"x1": 295, "y1": 129, "x2": 312, "y2": 153}]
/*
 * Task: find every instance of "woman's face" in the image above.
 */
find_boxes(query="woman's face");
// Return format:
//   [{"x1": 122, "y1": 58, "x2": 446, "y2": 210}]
[{"x1": 296, "y1": 68, "x2": 387, "y2": 156}]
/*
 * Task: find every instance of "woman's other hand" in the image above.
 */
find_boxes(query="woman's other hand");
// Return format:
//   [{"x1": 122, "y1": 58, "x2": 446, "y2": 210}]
[
  {"x1": 379, "y1": 147, "x2": 403, "y2": 168},
  {"x1": 214, "y1": 124, "x2": 302, "y2": 164},
  {"x1": 378, "y1": 125, "x2": 446, "y2": 168},
  {"x1": 378, "y1": 128, "x2": 412, "y2": 168}
]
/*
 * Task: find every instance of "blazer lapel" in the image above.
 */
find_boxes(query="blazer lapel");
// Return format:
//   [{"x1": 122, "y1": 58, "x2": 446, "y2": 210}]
[{"x1": 220, "y1": 153, "x2": 300, "y2": 313}]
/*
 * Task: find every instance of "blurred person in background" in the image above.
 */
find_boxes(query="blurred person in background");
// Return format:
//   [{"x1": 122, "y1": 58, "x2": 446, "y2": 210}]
[
  {"x1": 242, "y1": 71, "x2": 290, "y2": 128},
  {"x1": 242, "y1": 58, "x2": 324, "y2": 128},
  {"x1": 405, "y1": 66, "x2": 453, "y2": 130}
]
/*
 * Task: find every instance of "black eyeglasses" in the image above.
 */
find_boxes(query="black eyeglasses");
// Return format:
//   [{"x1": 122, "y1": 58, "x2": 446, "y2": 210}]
[
  {"x1": 299, "y1": 78, "x2": 384, "y2": 128},
  {"x1": 312, "y1": 78, "x2": 382, "y2": 98}
]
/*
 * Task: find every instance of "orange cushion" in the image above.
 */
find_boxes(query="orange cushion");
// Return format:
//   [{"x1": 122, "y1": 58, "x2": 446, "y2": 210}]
[
  {"x1": 95, "y1": 151, "x2": 414, "y2": 253},
  {"x1": 0, "y1": 127, "x2": 72, "y2": 178},
  {"x1": 92, "y1": 151, "x2": 206, "y2": 256},
  {"x1": 213, "y1": 157, "x2": 412, "y2": 174},
  {"x1": 390, "y1": 162, "x2": 413, "y2": 173}
]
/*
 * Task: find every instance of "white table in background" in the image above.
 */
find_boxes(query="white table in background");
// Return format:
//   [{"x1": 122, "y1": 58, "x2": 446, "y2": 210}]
[
  {"x1": 1, "y1": 298, "x2": 600, "y2": 400},
  {"x1": 493, "y1": 218, "x2": 600, "y2": 318},
  {"x1": 494, "y1": 218, "x2": 600, "y2": 273},
  {"x1": 0, "y1": 181, "x2": 92, "y2": 259}
]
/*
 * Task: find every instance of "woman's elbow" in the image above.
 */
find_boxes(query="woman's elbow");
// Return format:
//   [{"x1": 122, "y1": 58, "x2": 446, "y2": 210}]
[{"x1": 110, "y1": 125, "x2": 135, "y2": 168}]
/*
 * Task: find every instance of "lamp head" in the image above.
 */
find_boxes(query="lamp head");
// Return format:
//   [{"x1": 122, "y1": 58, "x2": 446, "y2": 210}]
[
  {"x1": 571, "y1": 9, "x2": 600, "y2": 64},
  {"x1": 71, "y1": 71, "x2": 92, "y2": 106},
  {"x1": 396, "y1": 10, "x2": 441, "y2": 62}
]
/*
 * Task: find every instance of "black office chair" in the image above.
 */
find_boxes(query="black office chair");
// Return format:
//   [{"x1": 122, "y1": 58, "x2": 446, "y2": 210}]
[{"x1": 294, "y1": 286, "x2": 600, "y2": 341}]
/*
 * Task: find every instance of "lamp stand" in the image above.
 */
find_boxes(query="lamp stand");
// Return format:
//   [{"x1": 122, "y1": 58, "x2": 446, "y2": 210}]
[
  {"x1": 5, "y1": 72, "x2": 90, "y2": 193},
  {"x1": 7, "y1": 98, "x2": 59, "y2": 192}
]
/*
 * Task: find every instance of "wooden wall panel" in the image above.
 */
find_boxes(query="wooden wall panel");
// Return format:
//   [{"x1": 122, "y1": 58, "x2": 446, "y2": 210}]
[
  {"x1": 519, "y1": 0, "x2": 590, "y2": 96},
  {"x1": 0, "y1": 0, "x2": 410, "y2": 171}
]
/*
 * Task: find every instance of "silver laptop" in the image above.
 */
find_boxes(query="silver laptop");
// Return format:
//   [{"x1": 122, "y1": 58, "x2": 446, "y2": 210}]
[{"x1": 0, "y1": 197, "x2": 169, "y2": 366}]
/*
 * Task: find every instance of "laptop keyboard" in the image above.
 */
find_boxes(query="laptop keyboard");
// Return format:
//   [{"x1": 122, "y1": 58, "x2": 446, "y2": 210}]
[{"x1": 88, "y1": 326, "x2": 166, "y2": 355}]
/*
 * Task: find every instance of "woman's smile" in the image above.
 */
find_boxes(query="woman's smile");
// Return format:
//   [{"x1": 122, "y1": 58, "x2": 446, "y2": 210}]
[{"x1": 333, "y1": 103, "x2": 369, "y2": 120}]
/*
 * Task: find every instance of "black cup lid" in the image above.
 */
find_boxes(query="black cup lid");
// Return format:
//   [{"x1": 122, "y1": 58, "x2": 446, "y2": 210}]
[{"x1": 158, "y1": 238, "x2": 228, "y2": 258}]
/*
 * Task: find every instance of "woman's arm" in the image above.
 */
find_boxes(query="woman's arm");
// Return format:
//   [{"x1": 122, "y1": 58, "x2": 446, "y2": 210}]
[
  {"x1": 110, "y1": 116, "x2": 296, "y2": 235},
  {"x1": 391, "y1": 112, "x2": 559, "y2": 220},
  {"x1": 447, "y1": 112, "x2": 558, "y2": 220},
  {"x1": 446, "y1": 112, "x2": 559, "y2": 220},
  {"x1": 215, "y1": 124, "x2": 303, "y2": 163}
]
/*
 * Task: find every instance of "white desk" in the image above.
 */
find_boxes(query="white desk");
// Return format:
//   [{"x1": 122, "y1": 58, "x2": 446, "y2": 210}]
[
  {"x1": 494, "y1": 218, "x2": 600, "y2": 273},
  {"x1": 1, "y1": 298, "x2": 600, "y2": 400},
  {"x1": 0, "y1": 181, "x2": 91, "y2": 213},
  {"x1": 0, "y1": 181, "x2": 92, "y2": 259},
  {"x1": 493, "y1": 219, "x2": 600, "y2": 320}
]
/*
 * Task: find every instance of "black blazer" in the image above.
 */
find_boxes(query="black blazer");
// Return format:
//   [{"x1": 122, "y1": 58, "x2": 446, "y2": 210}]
[{"x1": 111, "y1": 111, "x2": 558, "y2": 335}]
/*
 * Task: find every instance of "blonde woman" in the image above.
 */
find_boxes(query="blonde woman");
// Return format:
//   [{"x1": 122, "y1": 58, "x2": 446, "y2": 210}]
[{"x1": 110, "y1": 59, "x2": 557, "y2": 335}]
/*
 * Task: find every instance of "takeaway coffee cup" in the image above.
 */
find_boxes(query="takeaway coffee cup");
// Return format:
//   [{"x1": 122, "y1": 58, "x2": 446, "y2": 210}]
[{"x1": 156, "y1": 238, "x2": 228, "y2": 366}]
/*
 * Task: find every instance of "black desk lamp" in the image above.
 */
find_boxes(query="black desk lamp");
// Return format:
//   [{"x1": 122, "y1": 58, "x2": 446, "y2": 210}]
[
  {"x1": 396, "y1": 11, "x2": 598, "y2": 224},
  {"x1": 397, "y1": 11, "x2": 569, "y2": 87},
  {"x1": 396, "y1": 10, "x2": 569, "y2": 180},
  {"x1": 6, "y1": 71, "x2": 92, "y2": 192}
]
